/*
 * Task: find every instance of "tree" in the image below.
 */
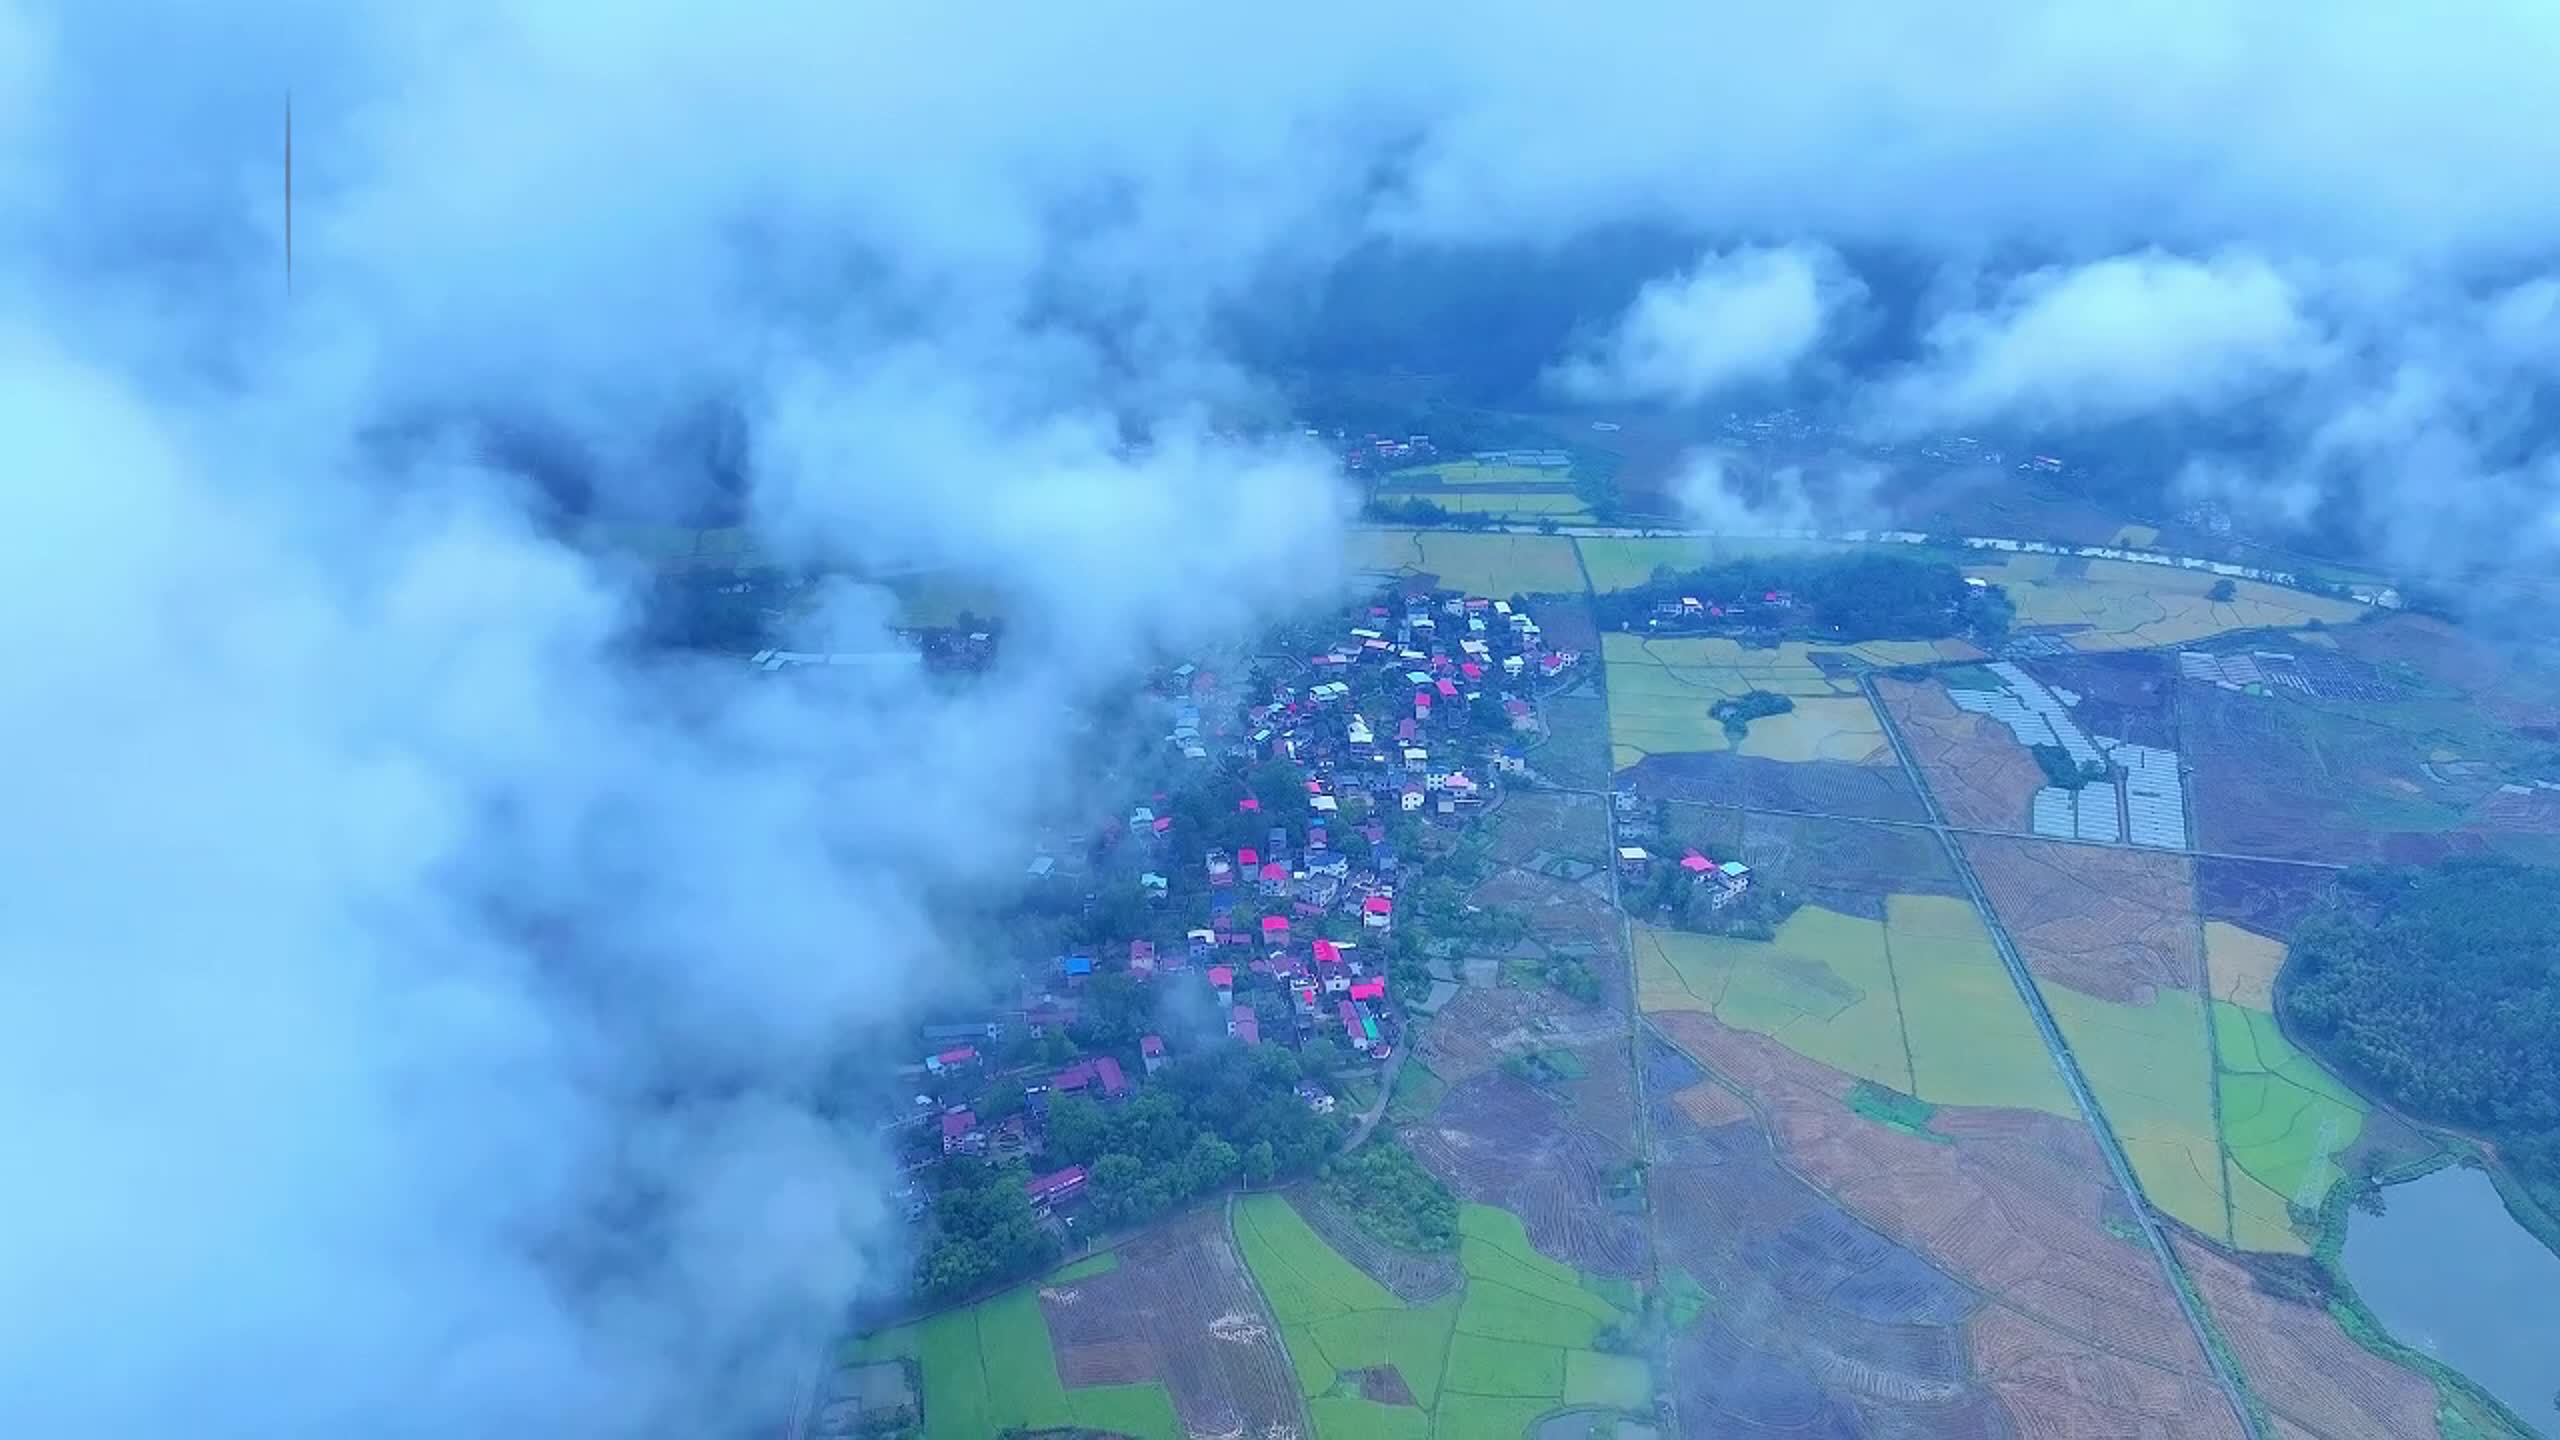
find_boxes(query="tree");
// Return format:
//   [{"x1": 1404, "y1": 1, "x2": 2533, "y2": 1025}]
[
  {"x1": 2208, "y1": 577, "x2": 2239, "y2": 602},
  {"x1": 1178, "y1": 1132, "x2": 1240, "y2": 1197},
  {"x1": 1047, "y1": 1094, "x2": 1109, "y2": 1165}
]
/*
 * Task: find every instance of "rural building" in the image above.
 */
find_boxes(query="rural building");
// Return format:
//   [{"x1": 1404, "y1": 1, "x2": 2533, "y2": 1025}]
[{"x1": 1026, "y1": 1164, "x2": 1088, "y2": 1209}]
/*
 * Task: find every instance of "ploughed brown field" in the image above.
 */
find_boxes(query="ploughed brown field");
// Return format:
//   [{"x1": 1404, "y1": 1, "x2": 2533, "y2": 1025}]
[
  {"x1": 1037, "y1": 1207, "x2": 1305, "y2": 1438},
  {"x1": 1875, "y1": 677, "x2": 2045, "y2": 832},
  {"x1": 1961, "y1": 835, "x2": 2203, "y2": 1003}
]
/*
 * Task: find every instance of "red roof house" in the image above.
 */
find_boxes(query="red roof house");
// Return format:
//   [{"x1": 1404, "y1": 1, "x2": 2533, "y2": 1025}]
[
  {"x1": 1260, "y1": 914, "x2": 1290, "y2": 939},
  {"x1": 1230, "y1": 1005, "x2": 1261, "y2": 1046},
  {"x1": 1313, "y1": 938, "x2": 1343, "y2": 966},
  {"x1": 1238, "y1": 847, "x2": 1260, "y2": 867},
  {"x1": 1680, "y1": 851, "x2": 1714, "y2": 875},
  {"x1": 1027, "y1": 1164, "x2": 1088, "y2": 1206},
  {"x1": 1349, "y1": 977, "x2": 1386, "y2": 1002}
]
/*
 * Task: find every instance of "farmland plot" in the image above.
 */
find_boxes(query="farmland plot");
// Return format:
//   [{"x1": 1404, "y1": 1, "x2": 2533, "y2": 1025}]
[
  {"x1": 1040, "y1": 1207, "x2": 1306, "y2": 1438},
  {"x1": 1651, "y1": 1008, "x2": 2217, "y2": 1377},
  {"x1": 1407, "y1": 1051, "x2": 1649, "y2": 1275},
  {"x1": 1348, "y1": 528, "x2": 1587, "y2": 596},
  {"x1": 1234, "y1": 1194, "x2": 1646, "y2": 1439},
  {"x1": 854, "y1": 1275, "x2": 1184, "y2": 1440},
  {"x1": 2181, "y1": 682, "x2": 2504, "y2": 864},
  {"x1": 1968, "y1": 554, "x2": 2360, "y2": 651},
  {"x1": 1647, "y1": 1079, "x2": 1998, "y2": 1437},
  {"x1": 2176, "y1": 1237, "x2": 2440, "y2": 1440},
  {"x1": 1875, "y1": 677, "x2": 2045, "y2": 832},
  {"x1": 2196, "y1": 858, "x2": 2333, "y2": 942},
  {"x1": 1636, "y1": 895, "x2": 2071, "y2": 1119},
  {"x1": 1620, "y1": 751, "x2": 1931, "y2": 821},
  {"x1": 1961, "y1": 837, "x2": 2202, "y2": 1004}
]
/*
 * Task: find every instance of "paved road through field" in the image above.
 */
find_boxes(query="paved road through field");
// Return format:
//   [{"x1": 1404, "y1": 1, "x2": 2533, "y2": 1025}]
[{"x1": 1861, "y1": 671, "x2": 2266, "y2": 1440}]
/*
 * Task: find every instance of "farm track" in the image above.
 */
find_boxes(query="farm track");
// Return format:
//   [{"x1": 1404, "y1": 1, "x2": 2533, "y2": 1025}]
[{"x1": 1861, "y1": 671, "x2": 2266, "y2": 1440}]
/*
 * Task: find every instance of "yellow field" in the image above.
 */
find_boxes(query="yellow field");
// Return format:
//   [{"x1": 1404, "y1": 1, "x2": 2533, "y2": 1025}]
[
  {"x1": 2039, "y1": 983, "x2": 2229, "y2": 1244},
  {"x1": 2203, "y1": 922, "x2": 2287, "y2": 1010},
  {"x1": 1601, "y1": 634, "x2": 1902, "y2": 768},
  {"x1": 1733, "y1": 698, "x2": 1890, "y2": 763},
  {"x1": 1968, "y1": 555, "x2": 2363, "y2": 651},
  {"x1": 1348, "y1": 529, "x2": 1586, "y2": 595},
  {"x1": 1574, "y1": 535, "x2": 1858, "y2": 592},
  {"x1": 1377, "y1": 489, "x2": 1593, "y2": 520},
  {"x1": 1888, "y1": 896, "x2": 2073, "y2": 1115},
  {"x1": 1638, "y1": 897, "x2": 2072, "y2": 1119},
  {"x1": 1388, "y1": 460, "x2": 1577, "y2": 486}
]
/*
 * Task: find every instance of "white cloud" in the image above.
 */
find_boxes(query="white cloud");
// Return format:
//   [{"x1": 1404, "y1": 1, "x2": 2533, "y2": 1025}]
[
  {"x1": 1877, "y1": 251, "x2": 2327, "y2": 431},
  {"x1": 1547, "y1": 244, "x2": 1857, "y2": 406}
]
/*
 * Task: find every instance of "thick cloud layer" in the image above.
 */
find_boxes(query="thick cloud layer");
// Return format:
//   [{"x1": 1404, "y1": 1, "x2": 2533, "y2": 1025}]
[
  {"x1": 10, "y1": 2, "x2": 2560, "y2": 1437},
  {"x1": 1547, "y1": 245, "x2": 1858, "y2": 406}
]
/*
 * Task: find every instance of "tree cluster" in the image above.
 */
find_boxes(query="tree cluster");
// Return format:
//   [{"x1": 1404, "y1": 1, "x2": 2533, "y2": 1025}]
[
  {"x1": 1321, "y1": 1138, "x2": 1458, "y2": 1251},
  {"x1": 1710, "y1": 689, "x2": 1795, "y2": 741},
  {"x1": 1046, "y1": 1043, "x2": 1338, "y2": 1231},
  {"x1": 917, "y1": 1159, "x2": 1059, "y2": 1301},
  {"x1": 2280, "y1": 858, "x2": 2560, "y2": 1213},
  {"x1": 1594, "y1": 553, "x2": 2009, "y2": 643}
]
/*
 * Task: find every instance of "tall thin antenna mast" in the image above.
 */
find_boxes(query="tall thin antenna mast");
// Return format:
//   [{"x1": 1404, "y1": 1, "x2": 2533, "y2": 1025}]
[{"x1": 285, "y1": 93, "x2": 293, "y2": 294}]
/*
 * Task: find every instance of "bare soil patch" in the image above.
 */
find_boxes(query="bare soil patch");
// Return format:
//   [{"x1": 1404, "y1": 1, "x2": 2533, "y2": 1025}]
[
  {"x1": 1877, "y1": 678, "x2": 2044, "y2": 832},
  {"x1": 1961, "y1": 836, "x2": 2201, "y2": 1003},
  {"x1": 1351, "y1": 1365, "x2": 1418, "y2": 1407}
]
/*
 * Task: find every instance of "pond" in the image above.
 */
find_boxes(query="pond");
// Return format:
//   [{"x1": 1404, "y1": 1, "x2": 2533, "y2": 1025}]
[{"x1": 2340, "y1": 1164, "x2": 2560, "y2": 1428}]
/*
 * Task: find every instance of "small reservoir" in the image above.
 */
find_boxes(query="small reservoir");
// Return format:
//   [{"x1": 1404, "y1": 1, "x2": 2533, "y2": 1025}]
[{"x1": 2340, "y1": 1165, "x2": 2560, "y2": 1430}]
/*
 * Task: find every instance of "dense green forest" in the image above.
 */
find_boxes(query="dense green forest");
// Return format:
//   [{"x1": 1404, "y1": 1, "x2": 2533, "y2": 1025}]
[
  {"x1": 2279, "y1": 858, "x2": 2560, "y2": 1211},
  {"x1": 1594, "y1": 553, "x2": 2011, "y2": 643}
]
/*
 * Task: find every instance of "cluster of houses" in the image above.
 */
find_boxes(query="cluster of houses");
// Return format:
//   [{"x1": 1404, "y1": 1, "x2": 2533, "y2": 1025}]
[
  {"x1": 1316, "y1": 428, "x2": 1439, "y2": 472},
  {"x1": 1288, "y1": 592, "x2": 1575, "y2": 812},
  {"x1": 1617, "y1": 844, "x2": 1754, "y2": 909},
  {"x1": 1644, "y1": 588, "x2": 1796, "y2": 630},
  {"x1": 894, "y1": 582, "x2": 1584, "y2": 1239}
]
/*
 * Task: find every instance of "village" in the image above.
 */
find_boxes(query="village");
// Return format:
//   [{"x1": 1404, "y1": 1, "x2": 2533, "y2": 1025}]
[{"x1": 874, "y1": 575, "x2": 1590, "y2": 1299}]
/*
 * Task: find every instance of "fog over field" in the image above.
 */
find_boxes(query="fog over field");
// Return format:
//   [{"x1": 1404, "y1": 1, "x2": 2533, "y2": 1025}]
[{"x1": 4, "y1": 2, "x2": 2558, "y2": 1435}]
